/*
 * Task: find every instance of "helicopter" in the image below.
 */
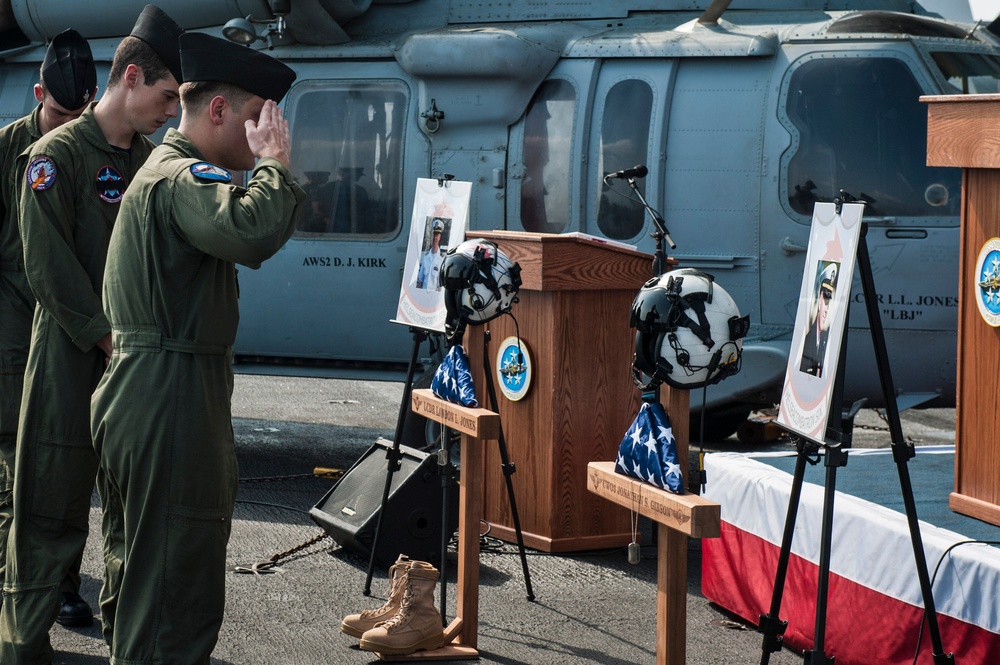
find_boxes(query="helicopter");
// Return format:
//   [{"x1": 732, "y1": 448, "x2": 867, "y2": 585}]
[{"x1": 1, "y1": 0, "x2": 997, "y2": 440}]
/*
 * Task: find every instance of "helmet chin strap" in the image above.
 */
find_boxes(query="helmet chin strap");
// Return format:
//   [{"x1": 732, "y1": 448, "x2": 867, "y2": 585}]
[{"x1": 445, "y1": 317, "x2": 467, "y2": 345}]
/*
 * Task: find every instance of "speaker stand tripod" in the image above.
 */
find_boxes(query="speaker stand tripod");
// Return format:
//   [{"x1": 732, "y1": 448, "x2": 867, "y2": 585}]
[{"x1": 758, "y1": 221, "x2": 954, "y2": 664}]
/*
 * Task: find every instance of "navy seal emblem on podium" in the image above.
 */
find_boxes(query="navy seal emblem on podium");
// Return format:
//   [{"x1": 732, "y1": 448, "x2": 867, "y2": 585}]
[
  {"x1": 496, "y1": 336, "x2": 531, "y2": 402},
  {"x1": 975, "y1": 237, "x2": 1000, "y2": 327}
]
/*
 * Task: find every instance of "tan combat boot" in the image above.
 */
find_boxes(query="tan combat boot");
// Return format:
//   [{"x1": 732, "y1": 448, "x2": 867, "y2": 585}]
[
  {"x1": 358, "y1": 562, "x2": 444, "y2": 655},
  {"x1": 341, "y1": 554, "x2": 418, "y2": 638}
]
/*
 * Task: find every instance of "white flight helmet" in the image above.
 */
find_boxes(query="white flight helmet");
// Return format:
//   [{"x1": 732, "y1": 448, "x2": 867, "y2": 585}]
[
  {"x1": 440, "y1": 239, "x2": 522, "y2": 333},
  {"x1": 630, "y1": 268, "x2": 749, "y2": 390}
]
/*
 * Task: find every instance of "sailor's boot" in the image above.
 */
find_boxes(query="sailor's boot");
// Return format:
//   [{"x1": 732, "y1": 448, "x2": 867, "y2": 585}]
[
  {"x1": 341, "y1": 555, "x2": 422, "y2": 638},
  {"x1": 359, "y1": 563, "x2": 444, "y2": 655}
]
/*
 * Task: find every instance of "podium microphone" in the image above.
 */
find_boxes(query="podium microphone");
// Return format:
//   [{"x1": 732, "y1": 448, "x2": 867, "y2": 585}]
[{"x1": 604, "y1": 164, "x2": 648, "y2": 183}]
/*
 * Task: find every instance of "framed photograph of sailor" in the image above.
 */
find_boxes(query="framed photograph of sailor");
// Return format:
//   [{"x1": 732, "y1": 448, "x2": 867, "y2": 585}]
[
  {"x1": 394, "y1": 178, "x2": 472, "y2": 333},
  {"x1": 777, "y1": 201, "x2": 864, "y2": 444}
]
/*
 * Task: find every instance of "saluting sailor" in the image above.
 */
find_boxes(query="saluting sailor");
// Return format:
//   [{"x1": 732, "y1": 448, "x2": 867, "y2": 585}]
[
  {"x1": 91, "y1": 32, "x2": 303, "y2": 663},
  {"x1": 0, "y1": 6, "x2": 184, "y2": 663}
]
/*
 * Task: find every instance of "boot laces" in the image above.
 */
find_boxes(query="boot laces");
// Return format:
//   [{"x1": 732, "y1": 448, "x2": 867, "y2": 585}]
[
  {"x1": 381, "y1": 582, "x2": 415, "y2": 630},
  {"x1": 361, "y1": 565, "x2": 404, "y2": 619}
]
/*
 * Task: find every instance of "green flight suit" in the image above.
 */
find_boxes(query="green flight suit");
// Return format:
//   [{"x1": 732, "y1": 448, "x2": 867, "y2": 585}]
[
  {"x1": 0, "y1": 106, "x2": 43, "y2": 589},
  {"x1": 1, "y1": 105, "x2": 154, "y2": 664},
  {"x1": 0, "y1": 104, "x2": 87, "y2": 601},
  {"x1": 91, "y1": 128, "x2": 304, "y2": 664}
]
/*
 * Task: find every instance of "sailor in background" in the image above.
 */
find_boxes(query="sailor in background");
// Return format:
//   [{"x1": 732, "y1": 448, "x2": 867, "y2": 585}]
[{"x1": 0, "y1": 27, "x2": 98, "y2": 632}]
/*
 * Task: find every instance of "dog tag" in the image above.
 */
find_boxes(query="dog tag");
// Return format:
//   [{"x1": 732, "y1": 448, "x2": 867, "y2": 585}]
[{"x1": 628, "y1": 542, "x2": 640, "y2": 564}]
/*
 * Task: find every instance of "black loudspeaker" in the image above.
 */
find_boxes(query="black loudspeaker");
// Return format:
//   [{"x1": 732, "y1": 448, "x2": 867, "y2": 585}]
[{"x1": 309, "y1": 438, "x2": 458, "y2": 567}]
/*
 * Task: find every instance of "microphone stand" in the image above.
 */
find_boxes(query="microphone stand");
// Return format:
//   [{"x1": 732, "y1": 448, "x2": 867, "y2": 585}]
[{"x1": 623, "y1": 175, "x2": 676, "y2": 276}]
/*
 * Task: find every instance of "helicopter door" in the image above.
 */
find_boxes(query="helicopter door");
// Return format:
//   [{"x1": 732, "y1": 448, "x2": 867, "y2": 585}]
[
  {"x1": 234, "y1": 75, "x2": 423, "y2": 366},
  {"x1": 761, "y1": 50, "x2": 961, "y2": 402},
  {"x1": 509, "y1": 78, "x2": 578, "y2": 235},
  {"x1": 508, "y1": 59, "x2": 672, "y2": 243}
]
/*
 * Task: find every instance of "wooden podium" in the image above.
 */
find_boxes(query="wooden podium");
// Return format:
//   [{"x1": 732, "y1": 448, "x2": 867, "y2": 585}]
[
  {"x1": 925, "y1": 94, "x2": 1000, "y2": 525},
  {"x1": 464, "y1": 231, "x2": 688, "y2": 552}
]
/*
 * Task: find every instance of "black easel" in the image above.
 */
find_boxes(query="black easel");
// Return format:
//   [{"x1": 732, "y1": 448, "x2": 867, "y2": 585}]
[
  {"x1": 758, "y1": 204, "x2": 954, "y2": 664},
  {"x1": 363, "y1": 326, "x2": 432, "y2": 595},
  {"x1": 479, "y1": 328, "x2": 535, "y2": 601},
  {"x1": 364, "y1": 173, "x2": 458, "y2": 596}
]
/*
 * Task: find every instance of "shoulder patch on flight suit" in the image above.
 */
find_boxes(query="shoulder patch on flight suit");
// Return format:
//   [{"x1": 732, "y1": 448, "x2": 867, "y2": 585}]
[
  {"x1": 190, "y1": 162, "x2": 232, "y2": 183},
  {"x1": 96, "y1": 165, "x2": 125, "y2": 203},
  {"x1": 27, "y1": 156, "x2": 57, "y2": 191}
]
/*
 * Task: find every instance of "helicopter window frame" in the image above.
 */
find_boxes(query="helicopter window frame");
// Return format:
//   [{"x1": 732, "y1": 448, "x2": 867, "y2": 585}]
[
  {"x1": 284, "y1": 78, "x2": 409, "y2": 241},
  {"x1": 511, "y1": 76, "x2": 581, "y2": 235},
  {"x1": 918, "y1": 45, "x2": 1000, "y2": 96},
  {"x1": 593, "y1": 72, "x2": 657, "y2": 241},
  {"x1": 777, "y1": 48, "x2": 961, "y2": 228}
]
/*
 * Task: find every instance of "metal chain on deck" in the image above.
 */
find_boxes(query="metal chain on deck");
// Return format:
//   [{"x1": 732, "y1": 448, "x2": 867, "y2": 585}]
[
  {"x1": 233, "y1": 468, "x2": 342, "y2": 574},
  {"x1": 239, "y1": 470, "x2": 343, "y2": 484},
  {"x1": 233, "y1": 529, "x2": 332, "y2": 575},
  {"x1": 851, "y1": 408, "x2": 920, "y2": 446}
]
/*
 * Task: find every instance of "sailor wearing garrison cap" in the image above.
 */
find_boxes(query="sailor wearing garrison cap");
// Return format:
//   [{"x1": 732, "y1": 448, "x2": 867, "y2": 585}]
[
  {"x1": 130, "y1": 3, "x2": 185, "y2": 84},
  {"x1": 798, "y1": 260, "x2": 839, "y2": 378},
  {"x1": 41, "y1": 28, "x2": 98, "y2": 111},
  {"x1": 1, "y1": 5, "x2": 186, "y2": 662},
  {"x1": 0, "y1": 26, "x2": 98, "y2": 637},
  {"x1": 92, "y1": 32, "x2": 303, "y2": 664}
]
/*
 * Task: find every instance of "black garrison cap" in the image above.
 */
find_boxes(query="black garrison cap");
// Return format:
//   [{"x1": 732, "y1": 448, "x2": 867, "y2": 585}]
[
  {"x1": 130, "y1": 4, "x2": 184, "y2": 83},
  {"x1": 41, "y1": 29, "x2": 96, "y2": 110},
  {"x1": 179, "y1": 32, "x2": 296, "y2": 102}
]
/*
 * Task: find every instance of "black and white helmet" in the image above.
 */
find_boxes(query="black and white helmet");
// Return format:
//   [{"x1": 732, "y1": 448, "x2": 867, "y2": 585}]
[
  {"x1": 440, "y1": 238, "x2": 522, "y2": 334},
  {"x1": 630, "y1": 268, "x2": 749, "y2": 390}
]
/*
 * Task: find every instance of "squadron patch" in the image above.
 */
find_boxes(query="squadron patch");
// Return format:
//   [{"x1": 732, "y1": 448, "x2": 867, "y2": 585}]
[
  {"x1": 190, "y1": 162, "x2": 232, "y2": 183},
  {"x1": 96, "y1": 166, "x2": 125, "y2": 203},
  {"x1": 975, "y1": 237, "x2": 1000, "y2": 327},
  {"x1": 496, "y1": 336, "x2": 532, "y2": 402},
  {"x1": 26, "y1": 156, "x2": 57, "y2": 191}
]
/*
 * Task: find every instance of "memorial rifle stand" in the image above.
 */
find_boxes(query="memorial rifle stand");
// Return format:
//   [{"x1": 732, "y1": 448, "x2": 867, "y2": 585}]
[
  {"x1": 587, "y1": 464, "x2": 720, "y2": 665},
  {"x1": 373, "y1": 388, "x2": 500, "y2": 661},
  {"x1": 757, "y1": 220, "x2": 954, "y2": 665}
]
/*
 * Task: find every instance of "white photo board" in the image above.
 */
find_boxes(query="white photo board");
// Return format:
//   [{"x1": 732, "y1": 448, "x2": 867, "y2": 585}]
[
  {"x1": 777, "y1": 202, "x2": 864, "y2": 444},
  {"x1": 394, "y1": 178, "x2": 472, "y2": 333}
]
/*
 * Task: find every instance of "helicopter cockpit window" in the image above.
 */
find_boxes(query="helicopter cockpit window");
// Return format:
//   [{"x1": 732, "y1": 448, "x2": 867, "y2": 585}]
[
  {"x1": 520, "y1": 79, "x2": 575, "y2": 234},
  {"x1": 288, "y1": 82, "x2": 406, "y2": 238},
  {"x1": 786, "y1": 58, "x2": 960, "y2": 221},
  {"x1": 930, "y1": 51, "x2": 1000, "y2": 95},
  {"x1": 597, "y1": 79, "x2": 652, "y2": 240}
]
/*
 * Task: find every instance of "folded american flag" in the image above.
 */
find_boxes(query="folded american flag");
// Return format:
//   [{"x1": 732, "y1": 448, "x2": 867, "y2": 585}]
[
  {"x1": 431, "y1": 344, "x2": 478, "y2": 408},
  {"x1": 615, "y1": 401, "x2": 683, "y2": 494}
]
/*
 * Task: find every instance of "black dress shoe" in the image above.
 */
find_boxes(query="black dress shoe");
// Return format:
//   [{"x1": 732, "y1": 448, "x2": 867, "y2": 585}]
[{"x1": 56, "y1": 591, "x2": 93, "y2": 628}]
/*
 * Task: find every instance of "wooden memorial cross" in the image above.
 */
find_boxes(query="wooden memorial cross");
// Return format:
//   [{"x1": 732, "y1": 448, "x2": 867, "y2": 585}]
[
  {"x1": 377, "y1": 388, "x2": 500, "y2": 661},
  {"x1": 587, "y1": 462, "x2": 721, "y2": 665}
]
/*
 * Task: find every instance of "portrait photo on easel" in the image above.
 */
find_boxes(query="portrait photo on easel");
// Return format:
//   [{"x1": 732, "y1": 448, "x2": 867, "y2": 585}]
[
  {"x1": 394, "y1": 177, "x2": 471, "y2": 333},
  {"x1": 777, "y1": 201, "x2": 864, "y2": 444}
]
